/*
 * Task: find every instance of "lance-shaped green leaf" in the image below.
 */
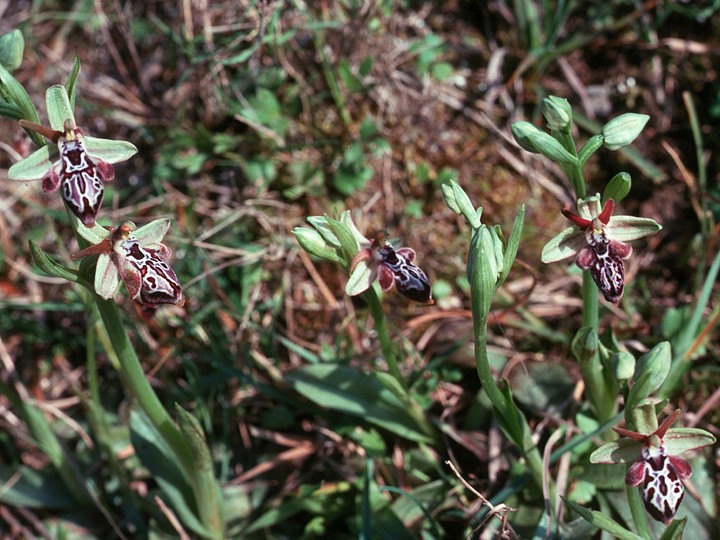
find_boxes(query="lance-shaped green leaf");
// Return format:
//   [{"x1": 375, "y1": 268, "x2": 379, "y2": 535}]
[
  {"x1": 0, "y1": 62, "x2": 41, "y2": 144},
  {"x1": 29, "y1": 241, "x2": 80, "y2": 283},
  {"x1": 562, "y1": 497, "x2": 645, "y2": 540},
  {"x1": 498, "y1": 204, "x2": 524, "y2": 286}
]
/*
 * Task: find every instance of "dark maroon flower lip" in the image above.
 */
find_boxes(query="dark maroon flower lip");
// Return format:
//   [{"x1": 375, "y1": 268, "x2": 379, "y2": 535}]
[
  {"x1": 560, "y1": 198, "x2": 633, "y2": 304},
  {"x1": 348, "y1": 234, "x2": 434, "y2": 304}
]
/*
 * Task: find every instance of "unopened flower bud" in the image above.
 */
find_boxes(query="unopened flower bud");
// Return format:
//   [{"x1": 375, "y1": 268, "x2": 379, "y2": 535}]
[
  {"x1": 602, "y1": 113, "x2": 649, "y2": 151},
  {"x1": 542, "y1": 96, "x2": 572, "y2": 131}
]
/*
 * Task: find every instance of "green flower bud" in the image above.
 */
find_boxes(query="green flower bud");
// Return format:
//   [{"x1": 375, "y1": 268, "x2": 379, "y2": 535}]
[
  {"x1": 511, "y1": 121, "x2": 578, "y2": 165},
  {"x1": 603, "y1": 172, "x2": 632, "y2": 204},
  {"x1": 442, "y1": 180, "x2": 482, "y2": 229},
  {"x1": 601, "y1": 113, "x2": 649, "y2": 151},
  {"x1": 0, "y1": 29, "x2": 24, "y2": 71},
  {"x1": 293, "y1": 227, "x2": 339, "y2": 262},
  {"x1": 542, "y1": 96, "x2": 572, "y2": 131},
  {"x1": 611, "y1": 351, "x2": 636, "y2": 382}
]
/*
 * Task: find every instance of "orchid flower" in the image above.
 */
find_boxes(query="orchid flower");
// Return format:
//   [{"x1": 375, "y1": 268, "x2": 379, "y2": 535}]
[
  {"x1": 591, "y1": 409, "x2": 715, "y2": 525},
  {"x1": 73, "y1": 219, "x2": 184, "y2": 309},
  {"x1": 346, "y1": 233, "x2": 433, "y2": 304},
  {"x1": 542, "y1": 194, "x2": 661, "y2": 303}
]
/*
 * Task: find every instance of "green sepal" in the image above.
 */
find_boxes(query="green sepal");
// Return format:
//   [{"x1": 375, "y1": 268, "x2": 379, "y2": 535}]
[
  {"x1": 541, "y1": 227, "x2": 585, "y2": 263},
  {"x1": 84, "y1": 136, "x2": 138, "y2": 163},
  {"x1": 133, "y1": 218, "x2": 171, "y2": 246},
  {"x1": 662, "y1": 428, "x2": 716, "y2": 456},
  {"x1": 605, "y1": 216, "x2": 662, "y2": 242},
  {"x1": 94, "y1": 254, "x2": 120, "y2": 300},
  {"x1": 7, "y1": 146, "x2": 53, "y2": 180},
  {"x1": 345, "y1": 259, "x2": 374, "y2": 297},
  {"x1": 589, "y1": 437, "x2": 642, "y2": 465},
  {"x1": 46, "y1": 85, "x2": 75, "y2": 131}
]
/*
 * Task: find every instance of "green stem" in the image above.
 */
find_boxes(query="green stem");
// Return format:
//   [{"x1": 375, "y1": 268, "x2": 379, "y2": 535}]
[
  {"x1": 626, "y1": 484, "x2": 651, "y2": 539},
  {"x1": 365, "y1": 288, "x2": 404, "y2": 388},
  {"x1": 94, "y1": 295, "x2": 196, "y2": 478},
  {"x1": 93, "y1": 295, "x2": 224, "y2": 538},
  {"x1": 473, "y1": 309, "x2": 546, "y2": 492},
  {"x1": 364, "y1": 287, "x2": 438, "y2": 441}
]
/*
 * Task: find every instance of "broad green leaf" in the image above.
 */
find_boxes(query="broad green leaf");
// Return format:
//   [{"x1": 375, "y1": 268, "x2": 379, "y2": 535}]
[
  {"x1": 286, "y1": 364, "x2": 433, "y2": 443},
  {"x1": 130, "y1": 409, "x2": 211, "y2": 539},
  {"x1": 0, "y1": 465, "x2": 77, "y2": 509}
]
